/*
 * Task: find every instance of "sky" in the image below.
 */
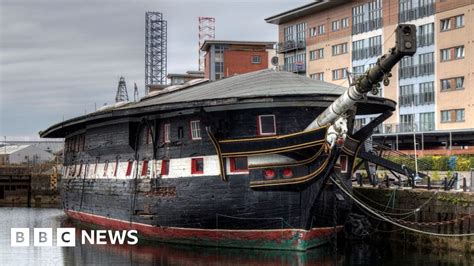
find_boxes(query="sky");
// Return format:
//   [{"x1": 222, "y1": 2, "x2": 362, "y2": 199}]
[{"x1": 0, "y1": 0, "x2": 308, "y2": 140}]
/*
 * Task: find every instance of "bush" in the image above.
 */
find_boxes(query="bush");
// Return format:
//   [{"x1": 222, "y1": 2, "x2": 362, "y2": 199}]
[
  {"x1": 432, "y1": 156, "x2": 448, "y2": 171},
  {"x1": 456, "y1": 157, "x2": 471, "y2": 171},
  {"x1": 418, "y1": 156, "x2": 433, "y2": 171}
]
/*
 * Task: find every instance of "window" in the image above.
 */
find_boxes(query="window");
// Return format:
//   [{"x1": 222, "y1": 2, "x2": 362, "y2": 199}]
[
  {"x1": 310, "y1": 24, "x2": 325, "y2": 37},
  {"x1": 441, "y1": 77, "x2": 464, "y2": 91},
  {"x1": 419, "y1": 112, "x2": 435, "y2": 131},
  {"x1": 399, "y1": 84, "x2": 414, "y2": 106},
  {"x1": 440, "y1": 18, "x2": 451, "y2": 31},
  {"x1": 332, "y1": 68, "x2": 347, "y2": 80},
  {"x1": 352, "y1": 65, "x2": 365, "y2": 78},
  {"x1": 309, "y1": 48, "x2": 324, "y2": 60},
  {"x1": 441, "y1": 110, "x2": 451, "y2": 123},
  {"x1": 103, "y1": 160, "x2": 109, "y2": 177},
  {"x1": 456, "y1": 109, "x2": 465, "y2": 122},
  {"x1": 190, "y1": 120, "x2": 201, "y2": 140},
  {"x1": 332, "y1": 20, "x2": 340, "y2": 31},
  {"x1": 229, "y1": 157, "x2": 248, "y2": 173},
  {"x1": 400, "y1": 114, "x2": 414, "y2": 132},
  {"x1": 332, "y1": 43, "x2": 347, "y2": 56},
  {"x1": 310, "y1": 72, "x2": 324, "y2": 81},
  {"x1": 178, "y1": 126, "x2": 184, "y2": 139},
  {"x1": 163, "y1": 123, "x2": 170, "y2": 143},
  {"x1": 341, "y1": 18, "x2": 349, "y2": 28},
  {"x1": 455, "y1": 15, "x2": 464, "y2": 28},
  {"x1": 251, "y1": 55, "x2": 261, "y2": 64},
  {"x1": 191, "y1": 158, "x2": 204, "y2": 174},
  {"x1": 257, "y1": 115, "x2": 276, "y2": 136},
  {"x1": 455, "y1": 46, "x2": 464, "y2": 59},
  {"x1": 418, "y1": 23, "x2": 434, "y2": 47},
  {"x1": 441, "y1": 109, "x2": 464, "y2": 123},
  {"x1": 161, "y1": 160, "x2": 169, "y2": 176},
  {"x1": 141, "y1": 160, "x2": 149, "y2": 176},
  {"x1": 419, "y1": 82, "x2": 434, "y2": 105},
  {"x1": 441, "y1": 48, "x2": 451, "y2": 61},
  {"x1": 368, "y1": 35, "x2": 382, "y2": 57},
  {"x1": 352, "y1": 4, "x2": 364, "y2": 34},
  {"x1": 113, "y1": 158, "x2": 119, "y2": 177},
  {"x1": 125, "y1": 160, "x2": 133, "y2": 177}
]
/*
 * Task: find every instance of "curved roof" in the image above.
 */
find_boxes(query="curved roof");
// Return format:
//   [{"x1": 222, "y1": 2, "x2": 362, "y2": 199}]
[
  {"x1": 131, "y1": 69, "x2": 347, "y2": 109},
  {"x1": 40, "y1": 69, "x2": 395, "y2": 138}
]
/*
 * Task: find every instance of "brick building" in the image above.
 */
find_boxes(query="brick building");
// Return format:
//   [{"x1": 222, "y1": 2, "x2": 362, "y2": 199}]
[
  {"x1": 266, "y1": 0, "x2": 474, "y2": 154},
  {"x1": 201, "y1": 40, "x2": 276, "y2": 81}
]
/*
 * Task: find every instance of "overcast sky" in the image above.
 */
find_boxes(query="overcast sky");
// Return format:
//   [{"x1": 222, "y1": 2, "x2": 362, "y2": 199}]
[{"x1": 0, "y1": 0, "x2": 307, "y2": 140}]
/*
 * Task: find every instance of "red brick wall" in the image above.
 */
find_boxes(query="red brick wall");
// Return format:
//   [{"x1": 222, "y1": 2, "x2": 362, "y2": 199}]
[
  {"x1": 204, "y1": 52, "x2": 210, "y2": 79},
  {"x1": 223, "y1": 50, "x2": 268, "y2": 77}
]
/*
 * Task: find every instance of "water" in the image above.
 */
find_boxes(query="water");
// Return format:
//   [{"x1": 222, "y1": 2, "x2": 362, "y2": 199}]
[{"x1": 0, "y1": 208, "x2": 471, "y2": 265}]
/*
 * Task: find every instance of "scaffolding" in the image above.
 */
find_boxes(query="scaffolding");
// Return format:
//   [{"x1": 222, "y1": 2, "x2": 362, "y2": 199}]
[
  {"x1": 145, "y1": 12, "x2": 167, "y2": 93},
  {"x1": 198, "y1": 17, "x2": 215, "y2": 71}
]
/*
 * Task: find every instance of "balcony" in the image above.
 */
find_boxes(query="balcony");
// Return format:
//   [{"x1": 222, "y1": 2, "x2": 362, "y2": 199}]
[
  {"x1": 352, "y1": 18, "x2": 382, "y2": 35},
  {"x1": 398, "y1": 62, "x2": 434, "y2": 79},
  {"x1": 380, "y1": 122, "x2": 435, "y2": 134},
  {"x1": 417, "y1": 33, "x2": 434, "y2": 47},
  {"x1": 282, "y1": 62, "x2": 306, "y2": 73},
  {"x1": 398, "y1": 91, "x2": 435, "y2": 107},
  {"x1": 277, "y1": 40, "x2": 306, "y2": 54},
  {"x1": 352, "y1": 45, "x2": 382, "y2": 61},
  {"x1": 399, "y1": 3, "x2": 435, "y2": 23}
]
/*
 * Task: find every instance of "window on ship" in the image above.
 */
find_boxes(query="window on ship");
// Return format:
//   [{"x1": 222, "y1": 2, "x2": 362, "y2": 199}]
[
  {"x1": 191, "y1": 158, "x2": 204, "y2": 174},
  {"x1": 257, "y1": 115, "x2": 276, "y2": 136}
]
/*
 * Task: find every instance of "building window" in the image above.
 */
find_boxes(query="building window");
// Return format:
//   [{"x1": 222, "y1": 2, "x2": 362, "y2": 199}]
[
  {"x1": 440, "y1": 18, "x2": 451, "y2": 31},
  {"x1": 441, "y1": 46, "x2": 464, "y2": 62},
  {"x1": 103, "y1": 160, "x2": 109, "y2": 177},
  {"x1": 441, "y1": 77, "x2": 464, "y2": 91},
  {"x1": 419, "y1": 112, "x2": 435, "y2": 131},
  {"x1": 332, "y1": 20, "x2": 340, "y2": 32},
  {"x1": 419, "y1": 82, "x2": 434, "y2": 105},
  {"x1": 163, "y1": 123, "x2": 170, "y2": 143},
  {"x1": 310, "y1": 72, "x2": 324, "y2": 81},
  {"x1": 190, "y1": 120, "x2": 202, "y2": 140},
  {"x1": 400, "y1": 114, "x2": 414, "y2": 132},
  {"x1": 399, "y1": 84, "x2": 414, "y2": 107},
  {"x1": 341, "y1": 18, "x2": 349, "y2": 28},
  {"x1": 417, "y1": 23, "x2": 434, "y2": 47},
  {"x1": 125, "y1": 160, "x2": 133, "y2": 177},
  {"x1": 441, "y1": 109, "x2": 464, "y2": 123},
  {"x1": 332, "y1": 43, "x2": 348, "y2": 56},
  {"x1": 161, "y1": 160, "x2": 169, "y2": 176},
  {"x1": 141, "y1": 160, "x2": 149, "y2": 176},
  {"x1": 257, "y1": 115, "x2": 276, "y2": 136},
  {"x1": 251, "y1": 55, "x2": 261, "y2": 64},
  {"x1": 309, "y1": 48, "x2": 324, "y2": 60},
  {"x1": 455, "y1": 15, "x2": 464, "y2": 28},
  {"x1": 191, "y1": 158, "x2": 204, "y2": 174},
  {"x1": 310, "y1": 24, "x2": 325, "y2": 37},
  {"x1": 229, "y1": 157, "x2": 248, "y2": 173},
  {"x1": 332, "y1": 68, "x2": 347, "y2": 80}
]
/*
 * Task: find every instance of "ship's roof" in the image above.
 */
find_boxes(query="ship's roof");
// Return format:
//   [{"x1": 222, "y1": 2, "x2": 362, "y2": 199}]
[{"x1": 40, "y1": 69, "x2": 396, "y2": 138}]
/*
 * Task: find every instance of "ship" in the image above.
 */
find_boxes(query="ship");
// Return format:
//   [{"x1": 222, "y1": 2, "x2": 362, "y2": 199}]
[{"x1": 40, "y1": 25, "x2": 417, "y2": 250}]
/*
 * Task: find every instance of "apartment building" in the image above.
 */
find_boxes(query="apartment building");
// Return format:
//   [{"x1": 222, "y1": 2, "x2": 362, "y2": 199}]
[{"x1": 266, "y1": 0, "x2": 474, "y2": 153}]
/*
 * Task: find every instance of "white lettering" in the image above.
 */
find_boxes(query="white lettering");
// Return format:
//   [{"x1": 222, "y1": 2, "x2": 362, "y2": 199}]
[
  {"x1": 127, "y1": 230, "x2": 138, "y2": 245},
  {"x1": 81, "y1": 230, "x2": 94, "y2": 244},
  {"x1": 108, "y1": 230, "x2": 127, "y2": 245},
  {"x1": 96, "y1": 230, "x2": 107, "y2": 245}
]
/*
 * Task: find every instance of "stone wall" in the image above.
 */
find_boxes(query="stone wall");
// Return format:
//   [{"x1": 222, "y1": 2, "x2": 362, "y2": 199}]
[{"x1": 353, "y1": 187, "x2": 474, "y2": 252}]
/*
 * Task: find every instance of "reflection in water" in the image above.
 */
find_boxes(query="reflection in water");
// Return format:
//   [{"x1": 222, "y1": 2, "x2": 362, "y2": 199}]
[{"x1": 0, "y1": 208, "x2": 471, "y2": 265}]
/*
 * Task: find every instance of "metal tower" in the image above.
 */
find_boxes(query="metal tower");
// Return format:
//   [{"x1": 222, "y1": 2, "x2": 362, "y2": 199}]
[
  {"x1": 145, "y1": 11, "x2": 167, "y2": 93},
  {"x1": 115, "y1": 76, "x2": 129, "y2": 102},
  {"x1": 198, "y1": 17, "x2": 215, "y2": 71}
]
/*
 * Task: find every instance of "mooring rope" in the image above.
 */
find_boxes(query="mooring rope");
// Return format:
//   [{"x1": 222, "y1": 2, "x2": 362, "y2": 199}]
[{"x1": 330, "y1": 176, "x2": 474, "y2": 237}]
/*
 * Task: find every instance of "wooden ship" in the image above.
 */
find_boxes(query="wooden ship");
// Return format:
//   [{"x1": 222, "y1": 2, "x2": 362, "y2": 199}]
[{"x1": 40, "y1": 25, "x2": 417, "y2": 250}]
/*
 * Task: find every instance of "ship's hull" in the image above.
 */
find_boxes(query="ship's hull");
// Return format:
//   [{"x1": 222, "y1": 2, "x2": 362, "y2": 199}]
[{"x1": 62, "y1": 171, "x2": 350, "y2": 251}]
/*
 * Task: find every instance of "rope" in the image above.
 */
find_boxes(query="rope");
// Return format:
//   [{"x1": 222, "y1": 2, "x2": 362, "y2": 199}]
[{"x1": 330, "y1": 175, "x2": 474, "y2": 237}]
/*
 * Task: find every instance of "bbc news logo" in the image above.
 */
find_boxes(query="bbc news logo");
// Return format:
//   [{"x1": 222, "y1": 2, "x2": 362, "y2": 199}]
[{"x1": 11, "y1": 228, "x2": 138, "y2": 247}]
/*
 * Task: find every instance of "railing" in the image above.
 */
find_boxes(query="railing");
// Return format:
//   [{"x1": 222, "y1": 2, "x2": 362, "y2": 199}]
[
  {"x1": 398, "y1": 62, "x2": 434, "y2": 79},
  {"x1": 398, "y1": 91, "x2": 435, "y2": 107},
  {"x1": 352, "y1": 17, "x2": 382, "y2": 35},
  {"x1": 376, "y1": 122, "x2": 435, "y2": 134},
  {"x1": 352, "y1": 45, "x2": 382, "y2": 61},
  {"x1": 277, "y1": 40, "x2": 306, "y2": 53},
  {"x1": 282, "y1": 63, "x2": 306, "y2": 73},
  {"x1": 399, "y1": 3, "x2": 435, "y2": 23},
  {"x1": 417, "y1": 33, "x2": 434, "y2": 47}
]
